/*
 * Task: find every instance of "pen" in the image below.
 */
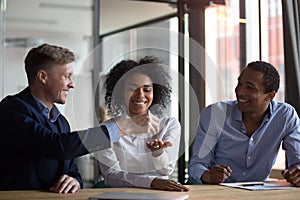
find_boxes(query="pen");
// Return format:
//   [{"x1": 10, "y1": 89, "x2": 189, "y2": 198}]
[{"x1": 239, "y1": 183, "x2": 264, "y2": 187}]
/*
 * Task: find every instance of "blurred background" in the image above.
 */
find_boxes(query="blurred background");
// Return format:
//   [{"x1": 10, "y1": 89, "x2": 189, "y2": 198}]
[{"x1": 0, "y1": 0, "x2": 290, "y2": 187}]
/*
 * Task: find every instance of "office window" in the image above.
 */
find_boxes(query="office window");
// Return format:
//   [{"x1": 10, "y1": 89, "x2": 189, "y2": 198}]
[
  {"x1": 205, "y1": 0, "x2": 240, "y2": 104},
  {"x1": 261, "y1": 0, "x2": 285, "y2": 169},
  {"x1": 260, "y1": 0, "x2": 284, "y2": 102}
]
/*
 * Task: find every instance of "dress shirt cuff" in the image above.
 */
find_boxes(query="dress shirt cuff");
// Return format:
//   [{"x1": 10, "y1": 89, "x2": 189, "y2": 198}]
[
  {"x1": 81, "y1": 127, "x2": 111, "y2": 152},
  {"x1": 105, "y1": 122, "x2": 120, "y2": 143},
  {"x1": 134, "y1": 176, "x2": 156, "y2": 188},
  {"x1": 189, "y1": 165, "x2": 207, "y2": 184}
]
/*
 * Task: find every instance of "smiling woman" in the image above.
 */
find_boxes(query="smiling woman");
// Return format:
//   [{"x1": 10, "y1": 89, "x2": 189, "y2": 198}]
[
  {"x1": 103, "y1": 56, "x2": 172, "y2": 118},
  {"x1": 123, "y1": 73, "x2": 154, "y2": 116},
  {"x1": 94, "y1": 56, "x2": 189, "y2": 192}
]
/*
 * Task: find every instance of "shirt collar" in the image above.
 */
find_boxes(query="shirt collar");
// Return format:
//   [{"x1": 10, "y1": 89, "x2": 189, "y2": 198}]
[
  {"x1": 32, "y1": 96, "x2": 61, "y2": 122},
  {"x1": 233, "y1": 100, "x2": 272, "y2": 122}
]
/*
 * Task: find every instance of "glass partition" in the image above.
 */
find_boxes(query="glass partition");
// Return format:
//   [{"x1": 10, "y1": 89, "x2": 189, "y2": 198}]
[{"x1": 0, "y1": 0, "x2": 6, "y2": 99}]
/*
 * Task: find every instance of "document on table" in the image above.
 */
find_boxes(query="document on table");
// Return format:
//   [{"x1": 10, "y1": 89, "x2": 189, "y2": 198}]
[
  {"x1": 220, "y1": 180, "x2": 295, "y2": 191},
  {"x1": 89, "y1": 192, "x2": 189, "y2": 200}
]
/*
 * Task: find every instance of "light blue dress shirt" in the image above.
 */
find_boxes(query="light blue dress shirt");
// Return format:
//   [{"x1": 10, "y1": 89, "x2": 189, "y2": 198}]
[
  {"x1": 188, "y1": 100, "x2": 300, "y2": 184},
  {"x1": 33, "y1": 96, "x2": 120, "y2": 143},
  {"x1": 33, "y1": 97, "x2": 60, "y2": 122}
]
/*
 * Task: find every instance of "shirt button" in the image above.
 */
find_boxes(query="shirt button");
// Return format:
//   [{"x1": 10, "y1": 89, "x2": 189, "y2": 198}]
[
  {"x1": 243, "y1": 172, "x2": 246, "y2": 176},
  {"x1": 247, "y1": 156, "x2": 251, "y2": 160},
  {"x1": 250, "y1": 138, "x2": 254, "y2": 141}
]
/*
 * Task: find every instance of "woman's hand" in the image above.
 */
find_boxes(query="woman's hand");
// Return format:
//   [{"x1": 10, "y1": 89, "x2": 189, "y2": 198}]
[
  {"x1": 116, "y1": 112, "x2": 160, "y2": 136},
  {"x1": 151, "y1": 178, "x2": 189, "y2": 191},
  {"x1": 131, "y1": 112, "x2": 160, "y2": 134},
  {"x1": 146, "y1": 138, "x2": 172, "y2": 151}
]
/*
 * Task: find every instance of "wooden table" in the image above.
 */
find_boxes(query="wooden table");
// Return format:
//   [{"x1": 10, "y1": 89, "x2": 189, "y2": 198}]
[{"x1": 0, "y1": 185, "x2": 299, "y2": 200}]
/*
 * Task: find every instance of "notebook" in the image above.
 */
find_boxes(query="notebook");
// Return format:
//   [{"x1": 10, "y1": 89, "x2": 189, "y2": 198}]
[{"x1": 89, "y1": 192, "x2": 189, "y2": 200}]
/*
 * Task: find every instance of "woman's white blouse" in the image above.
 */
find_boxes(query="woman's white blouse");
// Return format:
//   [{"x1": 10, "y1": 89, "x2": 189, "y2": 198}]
[{"x1": 94, "y1": 116, "x2": 181, "y2": 188}]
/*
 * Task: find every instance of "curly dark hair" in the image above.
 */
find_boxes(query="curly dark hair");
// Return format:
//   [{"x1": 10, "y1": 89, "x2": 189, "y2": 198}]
[
  {"x1": 246, "y1": 61, "x2": 280, "y2": 93},
  {"x1": 104, "y1": 56, "x2": 172, "y2": 117}
]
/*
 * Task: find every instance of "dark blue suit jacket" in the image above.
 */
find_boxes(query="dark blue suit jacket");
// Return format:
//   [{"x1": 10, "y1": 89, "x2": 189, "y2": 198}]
[{"x1": 0, "y1": 87, "x2": 110, "y2": 190}]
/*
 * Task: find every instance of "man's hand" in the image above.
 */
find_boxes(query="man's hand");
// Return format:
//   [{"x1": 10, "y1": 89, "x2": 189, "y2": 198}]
[
  {"x1": 281, "y1": 166, "x2": 300, "y2": 187},
  {"x1": 49, "y1": 174, "x2": 80, "y2": 193},
  {"x1": 116, "y1": 112, "x2": 160, "y2": 136},
  {"x1": 201, "y1": 165, "x2": 232, "y2": 184},
  {"x1": 151, "y1": 178, "x2": 189, "y2": 191}
]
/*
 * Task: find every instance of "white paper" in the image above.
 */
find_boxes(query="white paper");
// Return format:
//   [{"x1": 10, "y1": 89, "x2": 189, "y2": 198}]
[{"x1": 220, "y1": 180, "x2": 295, "y2": 190}]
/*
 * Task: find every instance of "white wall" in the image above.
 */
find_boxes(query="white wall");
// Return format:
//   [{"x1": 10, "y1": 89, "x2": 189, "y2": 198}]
[{"x1": 2, "y1": 30, "x2": 93, "y2": 131}]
